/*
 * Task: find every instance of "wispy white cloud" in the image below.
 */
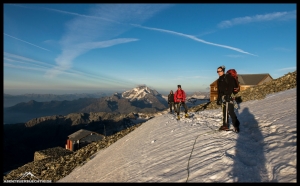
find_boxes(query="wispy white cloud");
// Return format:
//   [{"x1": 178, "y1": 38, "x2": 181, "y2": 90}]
[
  {"x1": 4, "y1": 63, "x2": 52, "y2": 72},
  {"x1": 43, "y1": 4, "x2": 171, "y2": 78},
  {"x1": 4, "y1": 52, "x2": 53, "y2": 67},
  {"x1": 276, "y1": 67, "x2": 296, "y2": 71},
  {"x1": 132, "y1": 24, "x2": 257, "y2": 56},
  {"x1": 217, "y1": 10, "x2": 296, "y2": 29},
  {"x1": 4, "y1": 33, "x2": 51, "y2": 51},
  {"x1": 45, "y1": 38, "x2": 139, "y2": 78},
  {"x1": 42, "y1": 7, "x2": 122, "y2": 24},
  {"x1": 4, "y1": 52, "x2": 135, "y2": 86}
]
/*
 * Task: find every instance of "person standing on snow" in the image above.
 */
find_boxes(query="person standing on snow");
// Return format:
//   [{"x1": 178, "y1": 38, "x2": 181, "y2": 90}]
[
  {"x1": 167, "y1": 90, "x2": 176, "y2": 113},
  {"x1": 216, "y1": 65, "x2": 240, "y2": 133},
  {"x1": 174, "y1": 85, "x2": 189, "y2": 119}
]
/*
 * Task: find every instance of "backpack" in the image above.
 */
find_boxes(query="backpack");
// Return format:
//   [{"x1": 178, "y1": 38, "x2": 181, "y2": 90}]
[{"x1": 226, "y1": 69, "x2": 240, "y2": 94}]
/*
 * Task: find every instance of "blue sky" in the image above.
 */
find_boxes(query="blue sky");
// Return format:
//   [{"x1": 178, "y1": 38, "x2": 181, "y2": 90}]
[{"x1": 3, "y1": 3, "x2": 296, "y2": 95}]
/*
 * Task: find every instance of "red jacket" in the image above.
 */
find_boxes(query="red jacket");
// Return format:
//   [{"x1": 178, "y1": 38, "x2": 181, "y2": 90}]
[{"x1": 174, "y1": 89, "x2": 186, "y2": 103}]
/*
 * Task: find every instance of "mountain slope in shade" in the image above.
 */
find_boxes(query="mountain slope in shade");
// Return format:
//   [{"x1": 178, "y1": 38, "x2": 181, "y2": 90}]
[
  {"x1": 80, "y1": 86, "x2": 167, "y2": 114},
  {"x1": 4, "y1": 86, "x2": 168, "y2": 124}
]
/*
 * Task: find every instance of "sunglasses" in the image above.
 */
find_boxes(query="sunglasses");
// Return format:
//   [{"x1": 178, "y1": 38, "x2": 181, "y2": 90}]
[{"x1": 217, "y1": 70, "x2": 223, "y2": 73}]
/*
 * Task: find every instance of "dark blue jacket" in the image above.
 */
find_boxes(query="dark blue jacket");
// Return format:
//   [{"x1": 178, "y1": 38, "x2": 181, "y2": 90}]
[
  {"x1": 217, "y1": 74, "x2": 238, "y2": 98},
  {"x1": 168, "y1": 93, "x2": 175, "y2": 103}
]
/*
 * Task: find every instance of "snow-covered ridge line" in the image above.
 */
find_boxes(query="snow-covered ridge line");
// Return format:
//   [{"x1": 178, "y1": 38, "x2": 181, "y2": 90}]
[{"x1": 122, "y1": 85, "x2": 159, "y2": 101}]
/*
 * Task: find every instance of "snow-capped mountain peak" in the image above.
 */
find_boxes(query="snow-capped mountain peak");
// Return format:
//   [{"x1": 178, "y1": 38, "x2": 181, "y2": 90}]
[{"x1": 122, "y1": 85, "x2": 159, "y2": 101}]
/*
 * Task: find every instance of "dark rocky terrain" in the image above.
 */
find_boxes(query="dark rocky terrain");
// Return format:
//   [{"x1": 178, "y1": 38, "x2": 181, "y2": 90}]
[
  {"x1": 3, "y1": 124, "x2": 142, "y2": 182},
  {"x1": 3, "y1": 70, "x2": 296, "y2": 182},
  {"x1": 3, "y1": 111, "x2": 152, "y2": 174}
]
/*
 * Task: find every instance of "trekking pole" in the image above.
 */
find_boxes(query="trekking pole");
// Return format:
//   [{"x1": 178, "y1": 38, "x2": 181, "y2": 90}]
[
  {"x1": 221, "y1": 102, "x2": 224, "y2": 125},
  {"x1": 225, "y1": 101, "x2": 228, "y2": 128},
  {"x1": 178, "y1": 102, "x2": 182, "y2": 114}
]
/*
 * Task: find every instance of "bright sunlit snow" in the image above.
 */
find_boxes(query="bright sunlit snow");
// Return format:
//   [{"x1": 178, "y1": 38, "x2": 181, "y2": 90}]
[{"x1": 58, "y1": 88, "x2": 296, "y2": 182}]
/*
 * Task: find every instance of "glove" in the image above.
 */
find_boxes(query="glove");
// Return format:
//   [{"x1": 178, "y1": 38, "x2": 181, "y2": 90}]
[
  {"x1": 224, "y1": 95, "x2": 230, "y2": 102},
  {"x1": 217, "y1": 95, "x2": 221, "y2": 105},
  {"x1": 217, "y1": 98, "x2": 222, "y2": 105}
]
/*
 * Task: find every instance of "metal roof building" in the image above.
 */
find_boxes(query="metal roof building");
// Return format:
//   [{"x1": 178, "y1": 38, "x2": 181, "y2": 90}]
[{"x1": 66, "y1": 129, "x2": 105, "y2": 151}]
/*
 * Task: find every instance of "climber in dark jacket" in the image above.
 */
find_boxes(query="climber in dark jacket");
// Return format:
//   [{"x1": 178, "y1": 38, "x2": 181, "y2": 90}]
[
  {"x1": 216, "y1": 65, "x2": 240, "y2": 133},
  {"x1": 167, "y1": 90, "x2": 176, "y2": 113}
]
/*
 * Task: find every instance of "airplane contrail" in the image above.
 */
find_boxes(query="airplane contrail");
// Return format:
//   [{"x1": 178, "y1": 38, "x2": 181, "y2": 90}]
[
  {"x1": 4, "y1": 33, "x2": 51, "y2": 52},
  {"x1": 131, "y1": 24, "x2": 258, "y2": 56}
]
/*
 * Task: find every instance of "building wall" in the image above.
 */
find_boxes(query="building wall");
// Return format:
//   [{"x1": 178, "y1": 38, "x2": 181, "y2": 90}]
[
  {"x1": 210, "y1": 80, "x2": 218, "y2": 101},
  {"x1": 66, "y1": 139, "x2": 73, "y2": 151}
]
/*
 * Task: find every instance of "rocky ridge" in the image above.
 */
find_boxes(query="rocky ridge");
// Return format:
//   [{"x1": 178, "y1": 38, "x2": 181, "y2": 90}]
[
  {"x1": 189, "y1": 70, "x2": 297, "y2": 112},
  {"x1": 3, "y1": 70, "x2": 296, "y2": 182}
]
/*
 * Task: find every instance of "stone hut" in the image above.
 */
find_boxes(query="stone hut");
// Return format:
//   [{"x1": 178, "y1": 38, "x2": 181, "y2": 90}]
[
  {"x1": 210, "y1": 73, "x2": 273, "y2": 101},
  {"x1": 66, "y1": 129, "x2": 105, "y2": 151}
]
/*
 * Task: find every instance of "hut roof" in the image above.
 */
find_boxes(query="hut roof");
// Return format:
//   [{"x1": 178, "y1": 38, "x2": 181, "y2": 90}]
[
  {"x1": 238, "y1": 73, "x2": 272, "y2": 85},
  {"x1": 68, "y1": 129, "x2": 98, "y2": 141},
  {"x1": 210, "y1": 73, "x2": 273, "y2": 86}
]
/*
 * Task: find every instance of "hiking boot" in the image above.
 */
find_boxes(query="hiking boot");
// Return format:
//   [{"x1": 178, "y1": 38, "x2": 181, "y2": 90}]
[
  {"x1": 177, "y1": 115, "x2": 180, "y2": 120},
  {"x1": 219, "y1": 126, "x2": 229, "y2": 131},
  {"x1": 234, "y1": 126, "x2": 240, "y2": 133},
  {"x1": 185, "y1": 113, "x2": 189, "y2": 118},
  {"x1": 234, "y1": 120, "x2": 240, "y2": 133}
]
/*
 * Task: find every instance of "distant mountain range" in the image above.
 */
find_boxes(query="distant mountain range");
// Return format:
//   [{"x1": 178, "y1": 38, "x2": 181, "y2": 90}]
[
  {"x1": 3, "y1": 92, "x2": 107, "y2": 108},
  {"x1": 3, "y1": 86, "x2": 165, "y2": 124},
  {"x1": 4, "y1": 86, "x2": 210, "y2": 124}
]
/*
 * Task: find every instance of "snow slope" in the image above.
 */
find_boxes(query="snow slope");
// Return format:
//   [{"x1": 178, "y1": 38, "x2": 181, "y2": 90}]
[{"x1": 58, "y1": 88, "x2": 296, "y2": 182}]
